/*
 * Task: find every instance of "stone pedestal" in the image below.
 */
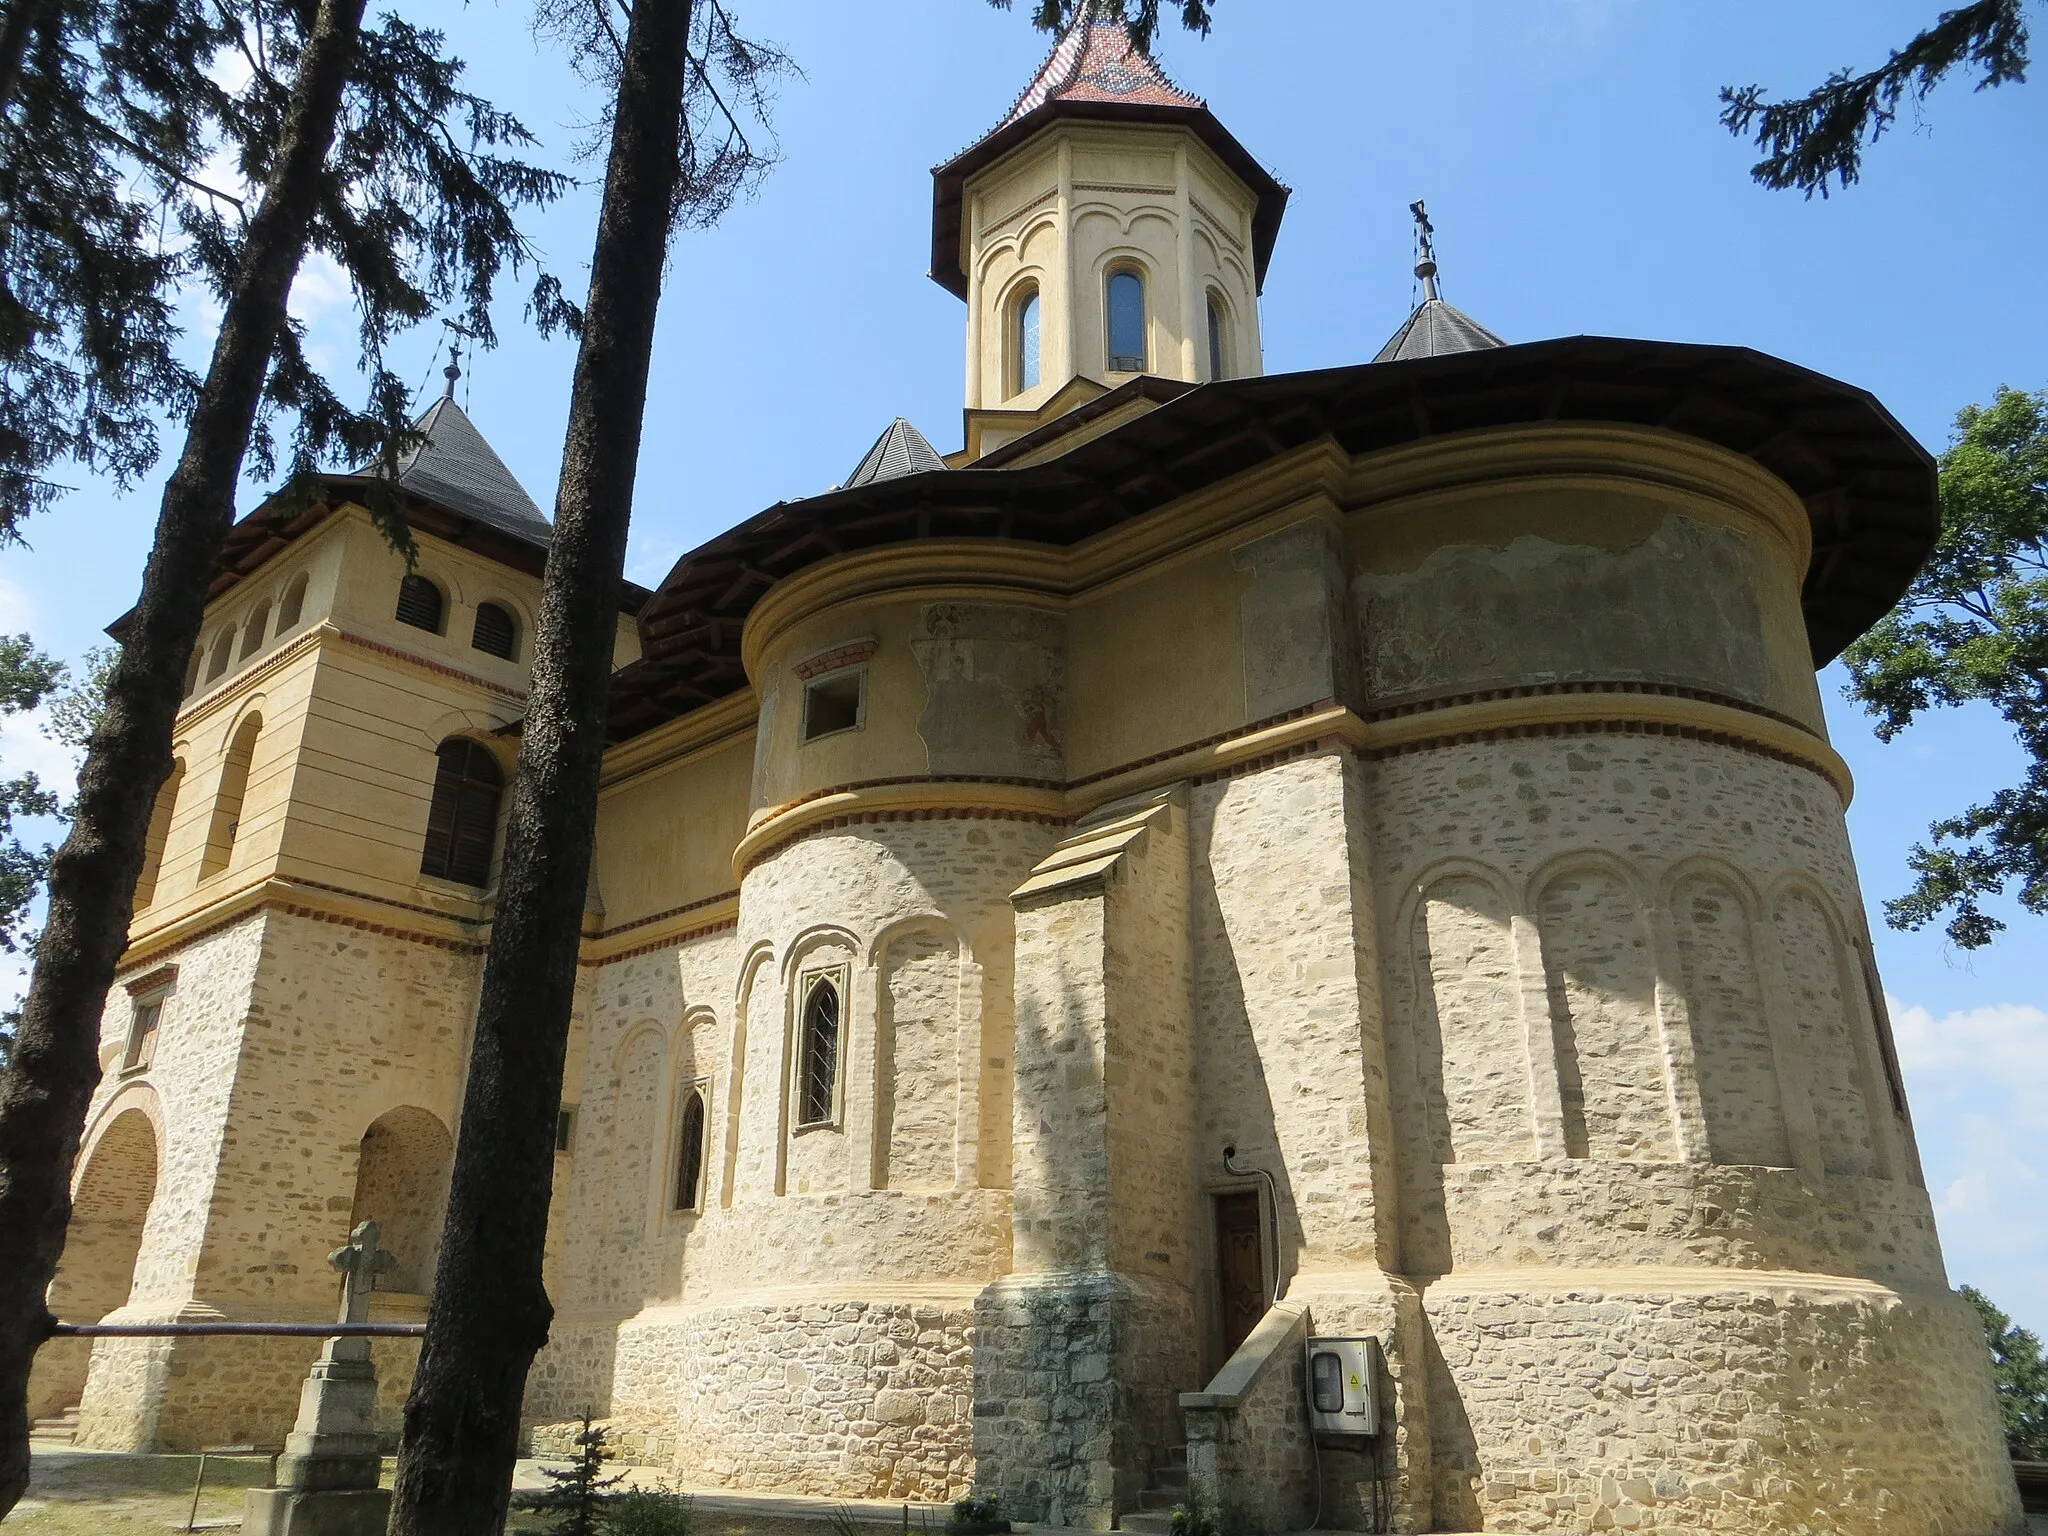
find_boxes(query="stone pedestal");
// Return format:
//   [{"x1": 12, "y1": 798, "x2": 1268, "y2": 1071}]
[{"x1": 244, "y1": 1336, "x2": 389, "y2": 1536}]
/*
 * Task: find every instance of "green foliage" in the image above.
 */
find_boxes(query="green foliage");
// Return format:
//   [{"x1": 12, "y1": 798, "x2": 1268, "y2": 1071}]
[
  {"x1": 532, "y1": 1418, "x2": 628, "y2": 1536},
  {"x1": 1962, "y1": 1285, "x2": 2048, "y2": 1458},
  {"x1": 1841, "y1": 385, "x2": 2048, "y2": 948},
  {"x1": 41, "y1": 643, "x2": 112, "y2": 760},
  {"x1": 1721, "y1": 0, "x2": 2032, "y2": 196},
  {"x1": 0, "y1": 0, "x2": 572, "y2": 542},
  {"x1": 602, "y1": 1486, "x2": 693, "y2": 1536},
  {"x1": 952, "y1": 1493, "x2": 1002, "y2": 1526},
  {"x1": 990, "y1": 0, "x2": 1215, "y2": 52},
  {"x1": 0, "y1": 633, "x2": 63, "y2": 953},
  {"x1": 1169, "y1": 1496, "x2": 1228, "y2": 1536}
]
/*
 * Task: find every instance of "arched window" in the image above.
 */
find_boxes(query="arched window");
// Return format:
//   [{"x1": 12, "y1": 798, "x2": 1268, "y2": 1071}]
[
  {"x1": 182, "y1": 649, "x2": 200, "y2": 698},
  {"x1": 237, "y1": 601, "x2": 270, "y2": 662},
  {"x1": 471, "y1": 602, "x2": 516, "y2": 660},
  {"x1": 200, "y1": 715, "x2": 260, "y2": 878},
  {"x1": 1106, "y1": 269, "x2": 1146, "y2": 372},
  {"x1": 276, "y1": 573, "x2": 308, "y2": 633},
  {"x1": 419, "y1": 738, "x2": 503, "y2": 888},
  {"x1": 673, "y1": 1088, "x2": 707, "y2": 1211},
  {"x1": 1207, "y1": 294, "x2": 1228, "y2": 382},
  {"x1": 203, "y1": 630, "x2": 232, "y2": 685},
  {"x1": 395, "y1": 574, "x2": 444, "y2": 633},
  {"x1": 132, "y1": 759, "x2": 184, "y2": 911},
  {"x1": 1014, "y1": 286, "x2": 1041, "y2": 396},
  {"x1": 796, "y1": 972, "x2": 842, "y2": 1128}
]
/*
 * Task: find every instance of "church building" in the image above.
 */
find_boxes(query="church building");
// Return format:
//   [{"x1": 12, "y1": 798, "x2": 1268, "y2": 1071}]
[{"x1": 32, "y1": 9, "x2": 2025, "y2": 1533}]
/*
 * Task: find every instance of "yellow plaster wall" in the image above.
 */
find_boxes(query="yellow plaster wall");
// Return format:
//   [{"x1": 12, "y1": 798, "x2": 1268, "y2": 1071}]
[{"x1": 964, "y1": 124, "x2": 1262, "y2": 415}]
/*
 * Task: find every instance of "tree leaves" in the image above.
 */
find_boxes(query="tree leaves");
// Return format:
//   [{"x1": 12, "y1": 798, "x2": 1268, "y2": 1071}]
[
  {"x1": 1962, "y1": 1285, "x2": 2048, "y2": 1459},
  {"x1": 1721, "y1": 0, "x2": 2032, "y2": 196},
  {"x1": 1842, "y1": 386, "x2": 2048, "y2": 948}
]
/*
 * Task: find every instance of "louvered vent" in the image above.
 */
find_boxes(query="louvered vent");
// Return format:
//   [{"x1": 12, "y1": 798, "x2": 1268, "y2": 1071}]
[
  {"x1": 472, "y1": 602, "x2": 516, "y2": 659},
  {"x1": 395, "y1": 574, "x2": 443, "y2": 633}
]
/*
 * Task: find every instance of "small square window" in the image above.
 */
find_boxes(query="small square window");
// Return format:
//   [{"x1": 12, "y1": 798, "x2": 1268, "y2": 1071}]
[
  {"x1": 803, "y1": 669, "x2": 865, "y2": 742},
  {"x1": 555, "y1": 1106, "x2": 577, "y2": 1154}
]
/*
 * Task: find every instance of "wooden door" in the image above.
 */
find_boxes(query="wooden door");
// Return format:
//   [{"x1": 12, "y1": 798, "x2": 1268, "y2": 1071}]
[{"x1": 1214, "y1": 1190, "x2": 1266, "y2": 1361}]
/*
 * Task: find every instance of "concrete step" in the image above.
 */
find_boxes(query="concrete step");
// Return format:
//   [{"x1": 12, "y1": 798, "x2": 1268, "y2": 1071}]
[
  {"x1": 30, "y1": 1406, "x2": 79, "y2": 1443},
  {"x1": 1120, "y1": 1513, "x2": 1176, "y2": 1535},
  {"x1": 1151, "y1": 1466, "x2": 1187, "y2": 1491},
  {"x1": 1137, "y1": 1489, "x2": 1182, "y2": 1512}
]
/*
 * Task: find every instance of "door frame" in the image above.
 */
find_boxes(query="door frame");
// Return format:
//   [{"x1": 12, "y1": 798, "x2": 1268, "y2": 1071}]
[{"x1": 1204, "y1": 1177, "x2": 1274, "y2": 1380}]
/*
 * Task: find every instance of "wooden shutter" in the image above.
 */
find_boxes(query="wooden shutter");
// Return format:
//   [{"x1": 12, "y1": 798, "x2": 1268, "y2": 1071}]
[{"x1": 421, "y1": 740, "x2": 502, "y2": 887}]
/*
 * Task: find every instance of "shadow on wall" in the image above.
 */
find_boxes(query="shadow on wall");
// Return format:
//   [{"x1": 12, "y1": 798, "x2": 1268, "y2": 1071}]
[
  {"x1": 30, "y1": 1106, "x2": 161, "y2": 1419},
  {"x1": 351, "y1": 1105, "x2": 452, "y2": 1295}
]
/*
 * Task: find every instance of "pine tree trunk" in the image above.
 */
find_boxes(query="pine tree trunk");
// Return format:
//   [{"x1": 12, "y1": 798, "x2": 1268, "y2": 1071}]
[
  {"x1": 0, "y1": 0, "x2": 364, "y2": 1513},
  {"x1": 387, "y1": 0, "x2": 693, "y2": 1529}
]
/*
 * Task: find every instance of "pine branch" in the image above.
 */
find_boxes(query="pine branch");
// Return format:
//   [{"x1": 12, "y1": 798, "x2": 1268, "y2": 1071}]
[{"x1": 1720, "y1": 0, "x2": 2032, "y2": 195}]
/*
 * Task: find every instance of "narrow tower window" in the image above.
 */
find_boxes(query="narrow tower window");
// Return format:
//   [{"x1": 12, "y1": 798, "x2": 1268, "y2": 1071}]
[
  {"x1": 1207, "y1": 295, "x2": 1228, "y2": 382},
  {"x1": 420, "y1": 738, "x2": 504, "y2": 888},
  {"x1": 1015, "y1": 287, "x2": 1041, "y2": 395},
  {"x1": 200, "y1": 714, "x2": 260, "y2": 878},
  {"x1": 796, "y1": 973, "x2": 842, "y2": 1128},
  {"x1": 133, "y1": 760, "x2": 184, "y2": 911},
  {"x1": 203, "y1": 630, "x2": 232, "y2": 685},
  {"x1": 237, "y1": 601, "x2": 270, "y2": 661},
  {"x1": 396, "y1": 574, "x2": 444, "y2": 634},
  {"x1": 674, "y1": 1088, "x2": 707, "y2": 1211},
  {"x1": 1106, "y1": 269, "x2": 1146, "y2": 372},
  {"x1": 276, "y1": 573, "x2": 308, "y2": 633},
  {"x1": 471, "y1": 602, "x2": 517, "y2": 660}
]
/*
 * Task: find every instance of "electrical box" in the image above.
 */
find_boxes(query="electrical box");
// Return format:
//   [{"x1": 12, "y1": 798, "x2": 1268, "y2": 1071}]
[{"x1": 1306, "y1": 1335, "x2": 1380, "y2": 1437}]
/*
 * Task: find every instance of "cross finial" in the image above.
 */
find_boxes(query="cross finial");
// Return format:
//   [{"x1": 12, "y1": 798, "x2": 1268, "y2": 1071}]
[
  {"x1": 1411, "y1": 199, "x2": 1441, "y2": 303},
  {"x1": 442, "y1": 343, "x2": 462, "y2": 400},
  {"x1": 328, "y1": 1220, "x2": 397, "y2": 1326}
]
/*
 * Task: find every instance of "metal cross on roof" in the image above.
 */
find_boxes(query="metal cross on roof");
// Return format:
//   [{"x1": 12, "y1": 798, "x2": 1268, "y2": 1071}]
[
  {"x1": 1411, "y1": 199, "x2": 1441, "y2": 302},
  {"x1": 328, "y1": 1220, "x2": 397, "y2": 1327}
]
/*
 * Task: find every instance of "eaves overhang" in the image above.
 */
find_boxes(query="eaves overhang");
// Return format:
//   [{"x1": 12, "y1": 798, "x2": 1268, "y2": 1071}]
[
  {"x1": 105, "y1": 477, "x2": 654, "y2": 641},
  {"x1": 929, "y1": 99, "x2": 1290, "y2": 300},
  {"x1": 616, "y1": 336, "x2": 1936, "y2": 744}
]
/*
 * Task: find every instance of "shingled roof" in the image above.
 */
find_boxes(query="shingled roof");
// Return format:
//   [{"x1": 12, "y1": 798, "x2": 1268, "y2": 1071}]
[
  {"x1": 845, "y1": 418, "x2": 949, "y2": 488},
  {"x1": 1374, "y1": 298, "x2": 1506, "y2": 363},
  {"x1": 931, "y1": 7, "x2": 1287, "y2": 299},
  {"x1": 387, "y1": 396, "x2": 552, "y2": 545}
]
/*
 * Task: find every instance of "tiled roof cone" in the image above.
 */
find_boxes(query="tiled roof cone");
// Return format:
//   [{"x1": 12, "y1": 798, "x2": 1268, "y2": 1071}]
[
  {"x1": 845, "y1": 418, "x2": 948, "y2": 488},
  {"x1": 1374, "y1": 199, "x2": 1505, "y2": 364},
  {"x1": 380, "y1": 345, "x2": 553, "y2": 541},
  {"x1": 997, "y1": 0, "x2": 1205, "y2": 128}
]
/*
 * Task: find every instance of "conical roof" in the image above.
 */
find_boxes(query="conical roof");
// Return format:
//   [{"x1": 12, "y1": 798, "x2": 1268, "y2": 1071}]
[
  {"x1": 997, "y1": 3, "x2": 1204, "y2": 126},
  {"x1": 1374, "y1": 298, "x2": 1506, "y2": 364},
  {"x1": 931, "y1": 6, "x2": 1286, "y2": 299},
  {"x1": 845, "y1": 418, "x2": 948, "y2": 488},
  {"x1": 389, "y1": 396, "x2": 551, "y2": 543}
]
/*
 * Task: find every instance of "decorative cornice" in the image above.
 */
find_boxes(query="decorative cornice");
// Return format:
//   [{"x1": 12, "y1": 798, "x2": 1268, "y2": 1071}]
[
  {"x1": 331, "y1": 627, "x2": 528, "y2": 704},
  {"x1": 733, "y1": 685, "x2": 1852, "y2": 876},
  {"x1": 579, "y1": 892, "x2": 742, "y2": 967}
]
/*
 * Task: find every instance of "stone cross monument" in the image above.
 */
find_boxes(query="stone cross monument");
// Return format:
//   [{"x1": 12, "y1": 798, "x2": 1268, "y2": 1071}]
[{"x1": 245, "y1": 1220, "x2": 398, "y2": 1536}]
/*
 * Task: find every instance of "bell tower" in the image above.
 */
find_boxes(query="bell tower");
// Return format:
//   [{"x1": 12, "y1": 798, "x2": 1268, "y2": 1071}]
[{"x1": 931, "y1": 1, "x2": 1287, "y2": 458}]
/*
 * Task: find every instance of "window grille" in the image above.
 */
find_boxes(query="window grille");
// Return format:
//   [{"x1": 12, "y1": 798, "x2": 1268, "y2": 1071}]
[
  {"x1": 396, "y1": 574, "x2": 444, "y2": 633},
  {"x1": 1016, "y1": 288, "x2": 1042, "y2": 395},
  {"x1": 420, "y1": 738, "x2": 504, "y2": 887},
  {"x1": 238, "y1": 602, "x2": 270, "y2": 661},
  {"x1": 1208, "y1": 296, "x2": 1227, "y2": 382},
  {"x1": 796, "y1": 974, "x2": 842, "y2": 1127},
  {"x1": 472, "y1": 602, "x2": 516, "y2": 660},
  {"x1": 674, "y1": 1089, "x2": 707, "y2": 1210},
  {"x1": 555, "y1": 1106, "x2": 577, "y2": 1154}
]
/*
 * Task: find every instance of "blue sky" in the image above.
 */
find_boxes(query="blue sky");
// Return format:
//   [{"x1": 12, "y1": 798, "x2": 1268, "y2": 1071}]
[{"x1": 3, "y1": 1, "x2": 2044, "y2": 1330}]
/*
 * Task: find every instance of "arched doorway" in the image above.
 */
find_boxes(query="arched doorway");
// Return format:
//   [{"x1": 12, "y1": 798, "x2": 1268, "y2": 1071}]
[
  {"x1": 350, "y1": 1107, "x2": 453, "y2": 1295},
  {"x1": 30, "y1": 1108, "x2": 159, "y2": 1420}
]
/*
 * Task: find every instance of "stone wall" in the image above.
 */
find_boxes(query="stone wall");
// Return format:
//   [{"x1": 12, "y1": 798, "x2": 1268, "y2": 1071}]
[
  {"x1": 1182, "y1": 1301, "x2": 1317, "y2": 1535},
  {"x1": 1419, "y1": 1274, "x2": 2022, "y2": 1535}
]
